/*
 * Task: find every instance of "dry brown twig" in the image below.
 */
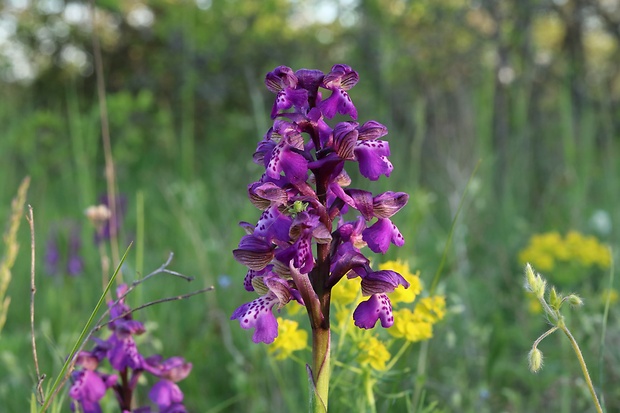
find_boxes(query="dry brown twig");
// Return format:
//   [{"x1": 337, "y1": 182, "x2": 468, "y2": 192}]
[{"x1": 26, "y1": 205, "x2": 46, "y2": 405}]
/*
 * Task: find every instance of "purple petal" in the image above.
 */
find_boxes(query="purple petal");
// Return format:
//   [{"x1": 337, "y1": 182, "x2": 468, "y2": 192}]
[
  {"x1": 271, "y1": 88, "x2": 308, "y2": 119},
  {"x1": 266, "y1": 141, "x2": 308, "y2": 183},
  {"x1": 347, "y1": 189, "x2": 374, "y2": 220},
  {"x1": 362, "y1": 218, "x2": 405, "y2": 254},
  {"x1": 319, "y1": 89, "x2": 357, "y2": 119},
  {"x1": 233, "y1": 235, "x2": 275, "y2": 270},
  {"x1": 372, "y1": 191, "x2": 409, "y2": 218},
  {"x1": 149, "y1": 380, "x2": 184, "y2": 410},
  {"x1": 353, "y1": 293, "x2": 394, "y2": 329},
  {"x1": 275, "y1": 231, "x2": 314, "y2": 274},
  {"x1": 354, "y1": 140, "x2": 393, "y2": 181},
  {"x1": 360, "y1": 270, "x2": 409, "y2": 295},
  {"x1": 69, "y1": 370, "x2": 107, "y2": 404},
  {"x1": 254, "y1": 206, "x2": 292, "y2": 242},
  {"x1": 333, "y1": 121, "x2": 359, "y2": 160},
  {"x1": 243, "y1": 267, "x2": 270, "y2": 291},
  {"x1": 295, "y1": 68, "x2": 324, "y2": 95},
  {"x1": 252, "y1": 182, "x2": 289, "y2": 206},
  {"x1": 265, "y1": 66, "x2": 297, "y2": 93},
  {"x1": 231, "y1": 294, "x2": 279, "y2": 344},
  {"x1": 357, "y1": 120, "x2": 388, "y2": 140},
  {"x1": 107, "y1": 335, "x2": 143, "y2": 371},
  {"x1": 322, "y1": 64, "x2": 359, "y2": 90}
]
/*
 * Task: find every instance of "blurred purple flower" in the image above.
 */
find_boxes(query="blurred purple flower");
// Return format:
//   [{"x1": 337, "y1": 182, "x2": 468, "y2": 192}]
[
  {"x1": 67, "y1": 227, "x2": 84, "y2": 276},
  {"x1": 44, "y1": 229, "x2": 60, "y2": 276}
]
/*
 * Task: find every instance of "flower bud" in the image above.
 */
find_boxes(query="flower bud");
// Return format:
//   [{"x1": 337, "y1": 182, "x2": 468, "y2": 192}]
[
  {"x1": 528, "y1": 347, "x2": 543, "y2": 373},
  {"x1": 524, "y1": 263, "x2": 546, "y2": 299},
  {"x1": 567, "y1": 294, "x2": 584, "y2": 307},
  {"x1": 549, "y1": 287, "x2": 562, "y2": 310}
]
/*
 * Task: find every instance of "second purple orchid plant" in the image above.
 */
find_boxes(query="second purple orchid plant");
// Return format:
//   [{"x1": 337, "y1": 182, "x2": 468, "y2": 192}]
[{"x1": 231, "y1": 64, "x2": 409, "y2": 412}]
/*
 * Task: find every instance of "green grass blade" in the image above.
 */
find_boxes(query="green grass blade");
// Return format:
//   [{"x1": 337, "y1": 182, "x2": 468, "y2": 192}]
[
  {"x1": 429, "y1": 159, "x2": 481, "y2": 294},
  {"x1": 598, "y1": 246, "x2": 614, "y2": 410}
]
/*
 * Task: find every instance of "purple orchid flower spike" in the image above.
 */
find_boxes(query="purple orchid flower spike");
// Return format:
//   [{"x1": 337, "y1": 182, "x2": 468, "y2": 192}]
[{"x1": 232, "y1": 64, "x2": 409, "y2": 410}]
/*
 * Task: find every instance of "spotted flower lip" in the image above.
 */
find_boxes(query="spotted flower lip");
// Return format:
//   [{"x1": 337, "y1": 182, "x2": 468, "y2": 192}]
[
  {"x1": 355, "y1": 139, "x2": 393, "y2": 180},
  {"x1": 363, "y1": 218, "x2": 405, "y2": 254},
  {"x1": 231, "y1": 293, "x2": 280, "y2": 344},
  {"x1": 353, "y1": 293, "x2": 394, "y2": 329}
]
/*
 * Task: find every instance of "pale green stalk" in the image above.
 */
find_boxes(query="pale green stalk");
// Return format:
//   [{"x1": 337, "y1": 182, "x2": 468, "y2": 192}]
[
  {"x1": 363, "y1": 371, "x2": 377, "y2": 413},
  {"x1": 384, "y1": 341, "x2": 411, "y2": 371},
  {"x1": 311, "y1": 328, "x2": 330, "y2": 413},
  {"x1": 529, "y1": 266, "x2": 605, "y2": 413},
  {"x1": 558, "y1": 325, "x2": 603, "y2": 413},
  {"x1": 598, "y1": 248, "x2": 614, "y2": 406}
]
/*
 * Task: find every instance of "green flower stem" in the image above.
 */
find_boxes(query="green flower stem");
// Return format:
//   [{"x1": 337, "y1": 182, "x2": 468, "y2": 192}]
[
  {"x1": 533, "y1": 326, "x2": 559, "y2": 349},
  {"x1": 364, "y1": 371, "x2": 377, "y2": 413},
  {"x1": 559, "y1": 325, "x2": 604, "y2": 413},
  {"x1": 385, "y1": 340, "x2": 411, "y2": 371},
  {"x1": 311, "y1": 326, "x2": 331, "y2": 413},
  {"x1": 411, "y1": 339, "x2": 429, "y2": 411}
]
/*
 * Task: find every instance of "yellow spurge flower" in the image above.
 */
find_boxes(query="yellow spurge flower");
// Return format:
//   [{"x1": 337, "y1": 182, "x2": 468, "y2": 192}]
[
  {"x1": 357, "y1": 335, "x2": 391, "y2": 371},
  {"x1": 380, "y1": 260, "x2": 422, "y2": 304},
  {"x1": 389, "y1": 308, "x2": 433, "y2": 342},
  {"x1": 519, "y1": 230, "x2": 610, "y2": 271},
  {"x1": 268, "y1": 318, "x2": 308, "y2": 360},
  {"x1": 415, "y1": 296, "x2": 447, "y2": 323}
]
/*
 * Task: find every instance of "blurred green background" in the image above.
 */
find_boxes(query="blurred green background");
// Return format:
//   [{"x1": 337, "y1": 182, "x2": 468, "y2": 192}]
[{"x1": 1, "y1": 0, "x2": 619, "y2": 412}]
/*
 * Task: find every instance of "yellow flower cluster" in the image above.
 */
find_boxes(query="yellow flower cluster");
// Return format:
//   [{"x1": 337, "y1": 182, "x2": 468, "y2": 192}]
[
  {"x1": 519, "y1": 230, "x2": 610, "y2": 273},
  {"x1": 268, "y1": 318, "x2": 308, "y2": 360},
  {"x1": 389, "y1": 296, "x2": 446, "y2": 342},
  {"x1": 357, "y1": 336, "x2": 391, "y2": 371}
]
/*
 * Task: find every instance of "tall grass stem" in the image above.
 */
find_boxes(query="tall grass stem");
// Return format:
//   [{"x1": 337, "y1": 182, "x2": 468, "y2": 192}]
[{"x1": 89, "y1": 0, "x2": 122, "y2": 285}]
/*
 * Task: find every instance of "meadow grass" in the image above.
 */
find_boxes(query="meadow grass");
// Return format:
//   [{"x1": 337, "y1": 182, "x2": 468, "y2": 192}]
[{"x1": 1, "y1": 63, "x2": 619, "y2": 413}]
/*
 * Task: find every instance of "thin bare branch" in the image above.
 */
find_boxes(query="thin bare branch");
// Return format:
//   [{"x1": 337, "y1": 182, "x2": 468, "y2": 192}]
[
  {"x1": 27, "y1": 205, "x2": 45, "y2": 404},
  {"x1": 96, "y1": 286, "x2": 214, "y2": 332}
]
